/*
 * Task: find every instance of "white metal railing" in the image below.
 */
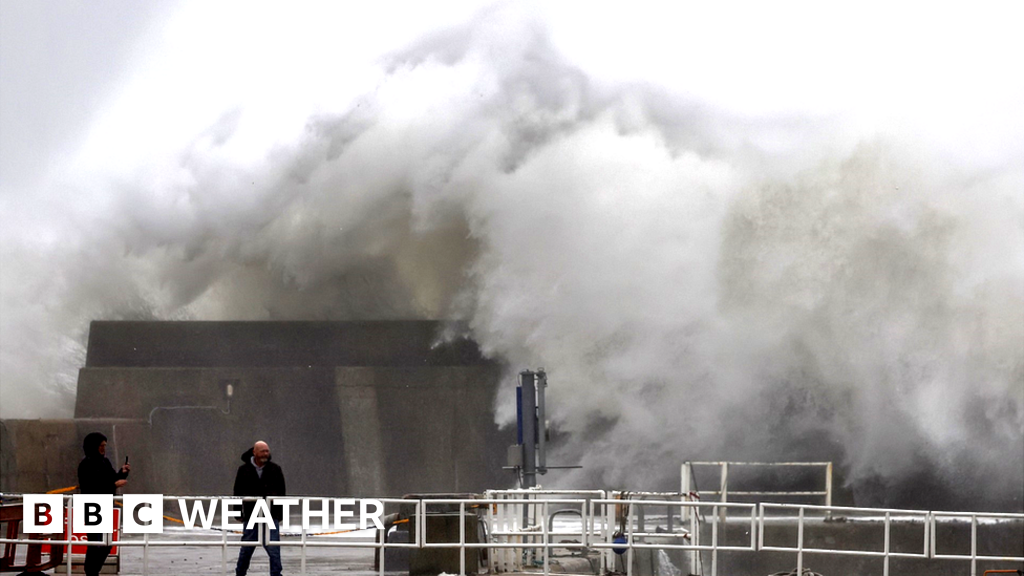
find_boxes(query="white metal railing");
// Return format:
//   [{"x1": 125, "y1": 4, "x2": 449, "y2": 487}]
[
  {"x1": 484, "y1": 489, "x2": 609, "y2": 574},
  {"x1": 593, "y1": 498, "x2": 757, "y2": 576},
  {"x1": 1, "y1": 492, "x2": 1022, "y2": 576},
  {"x1": 681, "y1": 461, "x2": 834, "y2": 507},
  {"x1": 760, "y1": 503, "x2": 930, "y2": 576},
  {"x1": 760, "y1": 503, "x2": 1024, "y2": 576},
  {"x1": 930, "y1": 510, "x2": 1024, "y2": 576}
]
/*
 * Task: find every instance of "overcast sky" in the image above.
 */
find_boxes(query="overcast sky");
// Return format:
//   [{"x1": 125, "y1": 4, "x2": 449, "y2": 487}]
[
  {"x1": 1, "y1": 2, "x2": 167, "y2": 190},
  {"x1": 4, "y1": 0, "x2": 1022, "y2": 201}
]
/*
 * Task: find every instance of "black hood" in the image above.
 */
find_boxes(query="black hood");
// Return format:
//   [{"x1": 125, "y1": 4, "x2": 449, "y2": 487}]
[
  {"x1": 240, "y1": 446, "x2": 273, "y2": 465},
  {"x1": 83, "y1": 432, "x2": 107, "y2": 458},
  {"x1": 240, "y1": 447, "x2": 271, "y2": 464}
]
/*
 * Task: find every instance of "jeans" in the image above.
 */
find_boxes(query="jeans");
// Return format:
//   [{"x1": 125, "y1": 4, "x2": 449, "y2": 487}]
[
  {"x1": 84, "y1": 532, "x2": 111, "y2": 576},
  {"x1": 235, "y1": 521, "x2": 282, "y2": 576}
]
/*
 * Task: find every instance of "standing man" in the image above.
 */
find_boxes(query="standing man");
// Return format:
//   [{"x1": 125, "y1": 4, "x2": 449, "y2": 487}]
[
  {"x1": 77, "y1": 432, "x2": 130, "y2": 576},
  {"x1": 233, "y1": 441, "x2": 285, "y2": 576}
]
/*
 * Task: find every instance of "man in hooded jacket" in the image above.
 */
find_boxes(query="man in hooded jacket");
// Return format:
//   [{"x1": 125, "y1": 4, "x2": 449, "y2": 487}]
[
  {"x1": 233, "y1": 441, "x2": 285, "y2": 576},
  {"x1": 77, "y1": 432, "x2": 130, "y2": 576}
]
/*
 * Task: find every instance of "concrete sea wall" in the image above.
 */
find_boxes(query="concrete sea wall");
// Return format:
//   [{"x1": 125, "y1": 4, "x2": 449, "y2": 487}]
[{"x1": 1, "y1": 321, "x2": 509, "y2": 497}]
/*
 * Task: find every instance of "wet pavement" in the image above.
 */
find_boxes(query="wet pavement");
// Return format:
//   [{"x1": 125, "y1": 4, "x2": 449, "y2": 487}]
[{"x1": 82, "y1": 528, "x2": 392, "y2": 575}]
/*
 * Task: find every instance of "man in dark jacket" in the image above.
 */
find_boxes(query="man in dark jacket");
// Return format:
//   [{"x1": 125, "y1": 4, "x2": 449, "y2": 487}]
[
  {"x1": 77, "y1": 432, "x2": 130, "y2": 576},
  {"x1": 233, "y1": 441, "x2": 285, "y2": 576}
]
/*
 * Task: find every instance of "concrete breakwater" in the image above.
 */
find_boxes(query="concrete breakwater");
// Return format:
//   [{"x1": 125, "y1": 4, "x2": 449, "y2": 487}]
[{"x1": 2, "y1": 321, "x2": 507, "y2": 498}]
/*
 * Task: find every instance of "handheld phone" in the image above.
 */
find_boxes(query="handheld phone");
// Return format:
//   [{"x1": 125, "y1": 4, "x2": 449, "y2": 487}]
[{"x1": 125, "y1": 456, "x2": 129, "y2": 465}]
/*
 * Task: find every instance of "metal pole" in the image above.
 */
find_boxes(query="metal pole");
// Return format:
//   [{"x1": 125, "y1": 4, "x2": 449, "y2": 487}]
[
  {"x1": 690, "y1": 502, "x2": 700, "y2": 576},
  {"x1": 378, "y1": 525, "x2": 385, "y2": 576},
  {"x1": 490, "y1": 499, "x2": 499, "y2": 573},
  {"x1": 924, "y1": 512, "x2": 931, "y2": 557},
  {"x1": 711, "y1": 503, "x2": 719, "y2": 576},
  {"x1": 520, "y1": 371, "x2": 537, "y2": 489},
  {"x1": 758, "y1": 504, "x2": 765, "y2": 551},
  {"x1": 602, "y1": 498, "x2": 611, "y2": 573},
  {"x1": 883, "y1": 511, "x2": 890, "y2": 576},
  {"x1": 543, "y1": 501, "x2": 550, "y2": 576},
  {"x1": 750, "y1": 505, "x2": 757, "y2": 552},
  {"x1": 486, "y1": 499, "x2": 495, "y2": 573},
  {"x1": 796, "y1": 507, "x2": 804, "y2": 576},
  {"x1": 302, "y1": 525, "x2": 308, "y2": 575},
  {"x1": 720, "y1": 462, "x2": 728, "y2": 504},
  {"x1": 970, "y1": 515, "x2": 977, "y2": 576},
  {"x1": 221, "y1": 513, "x2": 228, "y2": 575},
  {"x1": 626, "y1": 502, "x2": 634, "y2": 576},
  {"x1": 930, "y1": 512, "x2": 937, "y2": 558},
  {"x1": 680, "y1": 463, "x2": 691, "y2": 524},
  {"x1": 536, "y1": 369, "x2": 547, "y2": 475},
  {"x1": 506, "y1": 501, "x2": 513, "y2": 573},
  {"x1": 460, "y1": 501, "x2": 466, "y2": 576},
  {"x1": 719, "y1": 463, "x2": 728, "y2": 537},
  {"x1": 66, "y1": 497, "x2": 72, "y2": 576},
  {"x1": 825, "y1": 462, "x2": 833, "y2": 507}
]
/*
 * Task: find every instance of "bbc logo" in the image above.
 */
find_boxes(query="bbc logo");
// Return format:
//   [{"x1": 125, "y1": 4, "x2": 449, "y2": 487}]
[{"x1": 23, "y1": 494, "x2": 163, "y2": 534}]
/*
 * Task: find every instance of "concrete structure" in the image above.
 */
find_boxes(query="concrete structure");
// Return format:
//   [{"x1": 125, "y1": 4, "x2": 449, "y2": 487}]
[{"x1": 2, "y1": 321, "x2": 508, "y2": 497}]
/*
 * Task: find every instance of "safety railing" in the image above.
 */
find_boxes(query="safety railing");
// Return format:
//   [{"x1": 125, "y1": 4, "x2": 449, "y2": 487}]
[
  {"x1": 682, "y1": 461, "x2": 834, "y2": 507},
  {"x1": 2, "y1": 492, "x2": 1022, "y2": 576},
  {"x1": 426, "y1": 497, "x2": 594, "y2": 576},
  {"x1": 484, "y1": 489, "x2": 609, "y2": 574},
  {"x1": 593, "y1": 497, "x2": 758, "y2": 576},
  {"x1": 930, "y1": 511, "x2": 1024, "y2": 576},
  {"x1": 760, "y1": 503, "x2": 1024, "y2": 576},
  {"x1": 760, "y1": 503, "x2": 930, "y2": 576}
]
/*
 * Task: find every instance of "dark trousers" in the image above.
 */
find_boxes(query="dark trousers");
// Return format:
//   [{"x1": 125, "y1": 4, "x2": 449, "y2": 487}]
[
  {"x1": 235, "y1": 521, "x2": 281, "y2": 576},
  {"x1": 84, "y1": 532, "x2": 111, "y2": 576}
]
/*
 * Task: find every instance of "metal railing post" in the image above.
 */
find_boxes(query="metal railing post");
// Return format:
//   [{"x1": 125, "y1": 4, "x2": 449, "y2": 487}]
[
  {"x1": 459, "y1": 501, "x2": 466, "y2": 576},
  {"x1": 923, "y1": 511, "x2": 930, "y2": 557},
  {"x1": 758, "y1": 503, "x2": 765, "y2": 551},
  {"x1": 542, "y1": 501, "x2": 549, "y2": 576},
  {"x1": 930, "y1": 512, "x2": 936, "y2": 558},
  {"x1": 487, "y1": 498, "x2": 497, "y2": 573},
  {"x1": 711, "y1": 503, "x2": 719, "y2": 576},
  {"x1": 66, "y1": 497, "x2": 72, "y2": 576},
  {"x1": 626, "y1": 501, "x2": 634, "y2": 576},
  {"x1": 718, "y1": 462, "x2": 729, "y2": 543},
  {"x1": 142, "y1": 531, "x2": 150, "y2": 576},
  {"x1": 505, "y1": 499, "x2": 513, "y2": 572},
  {"x1": 690, "y1": 500, "x2": 700, "y2": 575},
  {"x1": 750, "y1": 504, "x2": 758, "y2": 551},
  {"x1": 604, "y1": 495, "x2": 611, "y2": 574},
  {"x1": 301, "y1": 524, "x2": 308, "y2": 575},
  {"x1": 971, "y1": 515, "x2": 977, "y2": 576},
  {"x1": 796, "y1": 506, "x2": 804, "y2": 576},
  {"x1": 825, "y1": 462, "x2": 833, "y2": 507},
  {"x1": 883, "y1": 511, "x2": 891, "y2": 576},
  {"x1": 221, "y1": 508, "x2": 228, "y2": 575},
  {"x1": 681, "y1": 463, "x2": 692, "y2": 523},
  {"x1": 378, "y1": 521, "x2": 385, "y2": 576},
  {"x1": 720, "y1": 462, "x2": 729, "y2": 504}
]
